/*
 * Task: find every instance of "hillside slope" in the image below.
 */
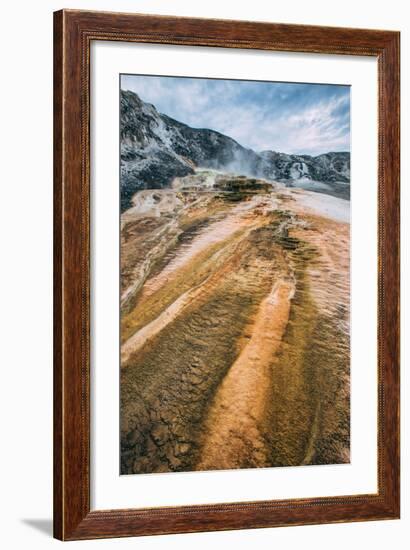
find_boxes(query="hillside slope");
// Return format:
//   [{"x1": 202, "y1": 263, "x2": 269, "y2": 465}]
[{"x1": 120, "y1": 89, "x2": 350, "y2": 211}]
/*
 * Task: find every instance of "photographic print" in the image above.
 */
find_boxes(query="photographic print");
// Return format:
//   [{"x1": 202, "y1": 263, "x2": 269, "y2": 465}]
[
  {"x1": 120, "y1": 74, "x2": 351, "y2": 476},
  {"x1": 54, "y1": 12, "x2": 400, "y2": 539}
]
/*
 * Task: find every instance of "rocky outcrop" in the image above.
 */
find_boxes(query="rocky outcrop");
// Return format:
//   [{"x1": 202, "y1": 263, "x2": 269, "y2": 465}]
[{"x1": 258, "y1": 150, "x2": 350, "y2": 184}]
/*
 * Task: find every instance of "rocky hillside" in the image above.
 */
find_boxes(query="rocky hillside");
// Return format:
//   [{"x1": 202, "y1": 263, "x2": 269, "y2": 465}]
[{"x1": 121, "y1": 89, "x2": 350, "y2": 211}]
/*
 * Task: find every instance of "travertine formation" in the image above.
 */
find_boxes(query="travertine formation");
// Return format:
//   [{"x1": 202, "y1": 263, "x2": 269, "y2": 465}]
[{"x1": 120, "y1": 171, "x2": 350, "y2": 475}]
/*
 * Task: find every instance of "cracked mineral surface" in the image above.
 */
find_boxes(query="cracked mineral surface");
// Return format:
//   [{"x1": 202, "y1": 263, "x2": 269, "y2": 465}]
[{"x1": 120, "y1": 171, "x2": 350, "y2": 475}]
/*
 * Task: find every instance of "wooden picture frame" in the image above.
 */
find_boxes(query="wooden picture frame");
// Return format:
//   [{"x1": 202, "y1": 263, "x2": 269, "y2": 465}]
[{"x1": 54, "y1": 9, "x2": 400, "y2": 540}]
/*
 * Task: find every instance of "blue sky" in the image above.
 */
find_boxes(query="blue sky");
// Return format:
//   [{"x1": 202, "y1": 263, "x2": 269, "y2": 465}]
[{"x1": 121, "y1": 74, "x2": 350, "y2": 156}]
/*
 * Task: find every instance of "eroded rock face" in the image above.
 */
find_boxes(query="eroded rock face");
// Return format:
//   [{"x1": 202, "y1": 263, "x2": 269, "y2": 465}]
[
  {"x1": 258, "y1": 150, "x2": 350, "y2": 184},
  {"x1": 120, "y1": 90, "x2": 350, "y2": 211}
]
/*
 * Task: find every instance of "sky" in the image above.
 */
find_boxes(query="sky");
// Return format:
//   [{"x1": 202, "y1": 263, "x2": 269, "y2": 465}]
[{"x1": 121, "y1": 74, "x2": 350, "y2": 156}]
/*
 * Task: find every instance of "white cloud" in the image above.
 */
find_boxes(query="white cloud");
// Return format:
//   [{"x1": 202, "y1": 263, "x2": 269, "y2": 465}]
[{"x1": 121, "y1": 75, "x2": 350, "y2": 156}]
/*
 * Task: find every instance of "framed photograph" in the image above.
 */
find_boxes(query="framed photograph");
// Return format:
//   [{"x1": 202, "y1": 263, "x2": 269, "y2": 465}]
[{"x1": 54, "y1": 9, "x2": 400, "y2": 540}]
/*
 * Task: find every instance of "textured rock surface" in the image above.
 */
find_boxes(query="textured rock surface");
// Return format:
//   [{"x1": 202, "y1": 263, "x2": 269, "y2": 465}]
[{"x1": 120, "y1": 176, "x2": 350, "y2": 474}]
